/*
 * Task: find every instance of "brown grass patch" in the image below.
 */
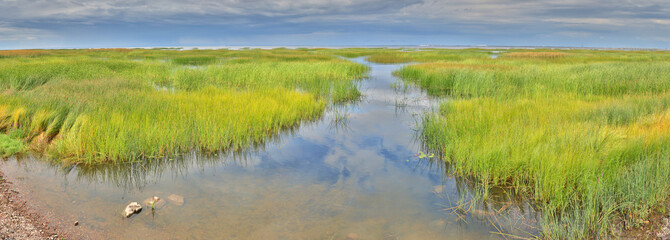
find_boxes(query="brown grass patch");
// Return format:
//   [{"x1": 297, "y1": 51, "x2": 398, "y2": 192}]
[
  {"x1": 86, "y1": 48, "x2": 134, "y2": 52},
  {"x1": 0, "y1": 49, "x2": 51, "y2": 57}
]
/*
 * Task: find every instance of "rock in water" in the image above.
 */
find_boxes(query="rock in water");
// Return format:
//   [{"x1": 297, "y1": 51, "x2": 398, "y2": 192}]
[
  {"x1": 167, "y1": 194, "x2": 184, "y2": 206},
  {"x1": 143, "y1": 196, "x2": 166, "y2": 210},
  {"x1": 470, "y1": 209, "x2": 492, "y2": 218},
  {"x1": 432, "y1": 185, "x2": 444, "y2": 194},
  {"x1": 123, "y1": 202, "x2": 142, "y2": 218}
]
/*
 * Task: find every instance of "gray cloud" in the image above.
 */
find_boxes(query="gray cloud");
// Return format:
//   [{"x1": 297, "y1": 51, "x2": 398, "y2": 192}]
[
  {"x1": 1, "y1": 0, "x2": 664, "y2": 24},
  {"x1": 0, "y1": 0, "x2": 669, "y2": 48},
  {"x1": 0, "y1": 0, "x2": 422, "y2": 21},
  {"x1": 0, "y1": 22, "x2": 53, "y2": 41}
]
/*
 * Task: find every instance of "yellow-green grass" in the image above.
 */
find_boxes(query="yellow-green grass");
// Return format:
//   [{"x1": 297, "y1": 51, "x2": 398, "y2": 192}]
[
  {"x1": 0, "y1": 49, "x2": 367, "y2": 164},
  {"x1": 365, "y1": 53, "x2": 412, "y2": 64},
  {"x1": 396, "y1": 61, "x2": 670, "y2": 97},
  {"x1": 0, "y1": 129, "x2": 25, "y2": 157},
  {"x1": 394, "y1": 49, "x2": 670, "y2": 238},
  {"x1": 171, "y1": 56, "x2": 218, "y2": 65}
]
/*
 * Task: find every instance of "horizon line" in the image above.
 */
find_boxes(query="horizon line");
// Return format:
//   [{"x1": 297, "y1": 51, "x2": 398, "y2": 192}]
[{"x1": 2, "y1": 44, "x2": 668, "y2": 51}]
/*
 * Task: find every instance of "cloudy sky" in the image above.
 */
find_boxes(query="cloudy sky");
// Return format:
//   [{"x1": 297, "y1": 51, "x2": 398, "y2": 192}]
[{"x1": 1, "y1": 0, "x2": 669, "y2": 49}]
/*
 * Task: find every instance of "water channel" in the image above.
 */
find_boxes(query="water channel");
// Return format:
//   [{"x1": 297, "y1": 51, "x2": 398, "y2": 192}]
[{"x1": 0, "y1": 58, "x2": 538, "y2": 239}]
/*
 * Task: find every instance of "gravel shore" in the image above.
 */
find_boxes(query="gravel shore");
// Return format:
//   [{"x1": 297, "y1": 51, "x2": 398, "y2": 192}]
[{"x1": 0, "y1": 171, "x2": 63, "y2": 240}]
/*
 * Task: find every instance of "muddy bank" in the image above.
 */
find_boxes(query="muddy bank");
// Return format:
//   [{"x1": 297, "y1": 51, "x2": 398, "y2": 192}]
[
  {"x1": 619, "y1": 197, "x2": 670, "y2": 240},
  {"x1": 0, "y1": 170, "x2": 66, "y2": 240}
]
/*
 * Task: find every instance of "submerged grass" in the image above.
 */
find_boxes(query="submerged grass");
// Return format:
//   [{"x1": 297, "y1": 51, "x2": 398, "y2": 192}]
[
  {"x1": 0, "y1": 48, "x2": 367, "y2": 164},
  {"x1": 394, "y1": 48, "x2": 670, "y2": 238}
]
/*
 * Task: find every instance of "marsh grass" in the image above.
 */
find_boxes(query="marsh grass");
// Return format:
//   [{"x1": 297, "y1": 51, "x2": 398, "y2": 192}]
[
  {"x1": 316, "y1": 48, "x2": 492, "y2": 63},
  {"x1": 171, "y1": 56, "x2": 218, "y2": 65},
  {"x1": 0, "y1": 129, "x2": 25, "y2": 157},
  {"x1": 0, "y1": 48, "x2": 367, "y2": 163},
  {"x1": 0, "y1": 49, "x2": 52, "y2": 58},
  {"x1": 0, "y1": 134, "x2": 24, "y2": 157},
  {"x1": 395, "y1": 48, "x2": 670, "y2": 238},
  {"x1": 502, "y1": 51, "x2": 569, "y2": 59},
  {"x1": 365, "y1": 53, "x2": 412, "y2": 64}
]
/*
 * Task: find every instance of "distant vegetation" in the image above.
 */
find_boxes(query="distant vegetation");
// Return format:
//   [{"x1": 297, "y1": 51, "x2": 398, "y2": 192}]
[
  {"x1": 365, "y1": 53, "x2": 412, "y2": 64},
  {"x1": 0, "y1": 48, "x2": 367, "y2": 163},
  {"x1": 390, "y1": 48, "x2": 670, "y2": 238}
]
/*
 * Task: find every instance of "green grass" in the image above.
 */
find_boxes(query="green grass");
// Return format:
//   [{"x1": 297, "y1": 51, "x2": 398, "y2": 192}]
[
  {"x1": 171, "y1": 56, "x2": 218, "y2": 65},
  {"x1": 0, "y1": 129, "x2": 25, "y2": 157},
  {"x1": 0, "y1": 48, "x2": 367, "y2": 164},
  {"x1": 393, "y1": 48, "x2": 670, "y2": 238},
  {"x1": 365, "y1": 53, "x2": 412, "y2": 64}
]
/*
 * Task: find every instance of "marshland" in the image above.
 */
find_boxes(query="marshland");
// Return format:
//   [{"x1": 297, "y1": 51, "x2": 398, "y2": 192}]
[{"x1": 1, "y1": 47, "x2": 670, "y2": 239}]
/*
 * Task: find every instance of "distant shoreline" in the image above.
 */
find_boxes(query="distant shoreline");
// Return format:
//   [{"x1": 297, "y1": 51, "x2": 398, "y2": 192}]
[{"x1": 1, "y1": 45, "x2": 668, "y2": 51}]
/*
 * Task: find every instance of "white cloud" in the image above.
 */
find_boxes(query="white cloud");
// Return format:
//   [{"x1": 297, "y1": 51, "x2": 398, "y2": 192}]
[
  {"x1": 651, "y1": 19, "x2": 670, "y2": 25},
  {"x1": 544, "y1": 18, "x2": 627, "y2": 26},
  {"x1": 0, "y1": 23, "x2": 52, "y2": 41}
]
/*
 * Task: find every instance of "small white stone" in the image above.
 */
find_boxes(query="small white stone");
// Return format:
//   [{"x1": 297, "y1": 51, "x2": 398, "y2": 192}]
[{"x1": 123, "y1": 202, "x2": 142, "y2": 218}]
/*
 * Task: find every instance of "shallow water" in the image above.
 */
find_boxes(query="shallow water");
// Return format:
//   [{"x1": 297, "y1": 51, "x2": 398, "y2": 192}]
[{"x1": 1, "y1": 58, "x2": 538, "y2": 239}]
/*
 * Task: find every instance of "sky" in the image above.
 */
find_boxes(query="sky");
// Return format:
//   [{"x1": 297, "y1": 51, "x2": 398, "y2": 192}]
[{"x1": 1, "y1": 0, "x2": 669, "y2": 49}]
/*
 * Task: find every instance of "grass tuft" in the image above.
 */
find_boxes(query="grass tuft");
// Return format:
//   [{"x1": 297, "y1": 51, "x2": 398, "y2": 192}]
[{"x1": 0, "y1": 129, "x2": 25, "y2": 157}]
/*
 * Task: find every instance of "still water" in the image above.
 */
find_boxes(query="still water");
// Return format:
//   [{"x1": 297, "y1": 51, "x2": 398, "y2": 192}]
[{"x1": 1, "y1": 58, "x2": 538, "y2": 239}]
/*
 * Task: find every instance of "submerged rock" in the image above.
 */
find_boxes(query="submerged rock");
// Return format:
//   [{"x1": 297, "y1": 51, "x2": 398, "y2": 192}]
[
  {"x1": 167, "y1": 194, "x2": 184, "y2": 206},
  {"x1": 470, "y1": 209, "x2": 492, "y2": 218},
  {"x1": 123, "y1": 202, "x2": 142, "y2": 218},
  {"x1": 432, "y1": 219, "x2": 446, "y2": 227},
  {"x1": 143, "y1": 196, "x2": 166, "y2": 210},
  {"x1": 143, "y1": 196, "x2": 158, "y2": 206},
  {"x1": 432, "y1": 185, "x2": 444, "y2": 194}
]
